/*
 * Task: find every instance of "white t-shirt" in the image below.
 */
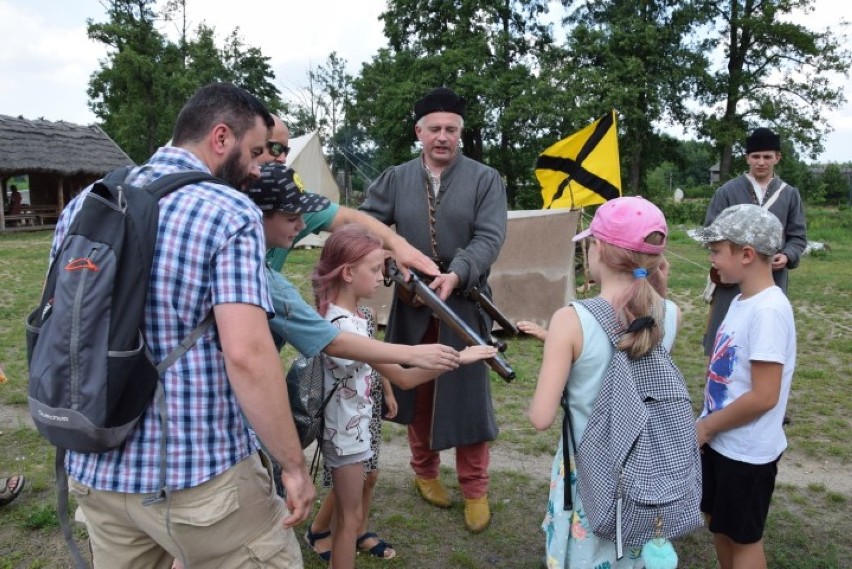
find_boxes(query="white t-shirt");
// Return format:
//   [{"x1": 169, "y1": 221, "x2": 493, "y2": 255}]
[
  {"x1": 321, "y1": 304, "x2": 374, "y2": 457},
  {"x1": 700, "y1": 286, "x2": 796, "y2": 463}
]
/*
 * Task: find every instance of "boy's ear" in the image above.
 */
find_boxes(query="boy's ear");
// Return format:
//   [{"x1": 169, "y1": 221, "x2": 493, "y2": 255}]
[{"x1": 741, "y1": 245, "x2": 757, "y2": 265}]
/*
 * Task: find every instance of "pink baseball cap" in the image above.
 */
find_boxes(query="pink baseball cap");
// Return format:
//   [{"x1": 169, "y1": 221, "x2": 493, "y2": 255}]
[{"x1": 572, "y1": 196, "x2": 668, "y2": 254}]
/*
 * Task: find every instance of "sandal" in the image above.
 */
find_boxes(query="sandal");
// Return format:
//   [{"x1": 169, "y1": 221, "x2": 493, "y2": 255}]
[
  {"x1": 0, "y1": 475, "x2": 25, "y2": 507},
  {"x1": 304, "y1": 525, "x2": 332, "y2": 562},
  {"x1": 357, "y1": 532, "x2": 397, "y2": 560}
]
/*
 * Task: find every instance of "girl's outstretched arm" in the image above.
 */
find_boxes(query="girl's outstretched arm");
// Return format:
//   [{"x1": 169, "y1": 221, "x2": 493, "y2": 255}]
[
  {"x1": 324, "y1": 332, "x2": 460, "y2": 371},
  {"x1": 374, "y1": 345, "x2": 497, "y2": 390},
  {"x1": 516, "y1": 320, "x2": 547, "y2": 341}
]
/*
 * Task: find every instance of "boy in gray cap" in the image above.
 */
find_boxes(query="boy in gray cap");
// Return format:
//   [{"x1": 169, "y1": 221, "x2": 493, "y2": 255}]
[
  {"x1": 694, "y1": 203, "x2": 796, "y2": 569},
  {"x1": 702, "y1": 127, "x2": 807, "y2": 356}
]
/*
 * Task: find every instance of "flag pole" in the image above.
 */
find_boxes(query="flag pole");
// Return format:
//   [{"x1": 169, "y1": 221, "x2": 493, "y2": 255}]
[{"x1": 576, "y1": 208, "x2": 593, "y2": 294}]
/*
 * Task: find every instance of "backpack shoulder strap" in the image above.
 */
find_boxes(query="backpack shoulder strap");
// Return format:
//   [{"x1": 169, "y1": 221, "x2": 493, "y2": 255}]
[
  {"x1": 144, "y1": 171, "x2": 229, "y2": 200},
  {"x1": 574, "y1": 297, "x2": 621, "y2": 346},
  {"x1": 102, "y1": 165, "x2": 135, "y2": 184},
  {"x1": 155, "y1": 313, "x2": 215, "y2": 374}
]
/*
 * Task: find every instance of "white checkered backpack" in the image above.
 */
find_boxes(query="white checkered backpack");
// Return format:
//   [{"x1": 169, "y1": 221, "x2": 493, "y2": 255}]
[{"x1": 562, "y1": 298, "x2": 702, "y2": 559}]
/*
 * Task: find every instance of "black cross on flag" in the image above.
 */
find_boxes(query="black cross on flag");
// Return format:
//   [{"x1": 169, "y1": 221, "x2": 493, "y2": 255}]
[{"x1": 535, "y1": 110, "x2": 622, "y2": 209}]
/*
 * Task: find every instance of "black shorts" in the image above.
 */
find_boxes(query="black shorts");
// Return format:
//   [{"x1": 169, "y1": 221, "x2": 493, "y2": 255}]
[{"x1": 700, "y1": 445, "x2": 780, "y2": 544}]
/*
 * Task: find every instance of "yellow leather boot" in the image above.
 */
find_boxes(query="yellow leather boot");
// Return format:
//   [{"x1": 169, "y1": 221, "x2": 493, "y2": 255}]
[
  {"x1": 414, "y1": 476, "x2": 452, "y2": 508},
  {"x1": 463, "y1": 494, "x2": 491, "y2": 532}
]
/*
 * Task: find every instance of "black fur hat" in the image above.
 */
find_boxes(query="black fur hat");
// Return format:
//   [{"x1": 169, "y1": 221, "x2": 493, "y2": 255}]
[
  {"x1": 414, "y1": 87, "x2": 466, "y2": 122},
  {"x1": 745, "y1": 127, "x2": 781, "y2": 154}
]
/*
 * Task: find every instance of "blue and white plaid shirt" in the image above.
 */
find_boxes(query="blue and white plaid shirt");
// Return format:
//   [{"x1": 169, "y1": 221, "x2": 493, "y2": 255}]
[{"x1": 53, "y1": 147, "x2": 272, "y2": 493}]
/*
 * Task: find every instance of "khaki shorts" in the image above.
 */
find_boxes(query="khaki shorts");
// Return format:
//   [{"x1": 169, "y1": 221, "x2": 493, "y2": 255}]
[{"x1": 69, "y1": 452, "x2": 302, "y2": 568}]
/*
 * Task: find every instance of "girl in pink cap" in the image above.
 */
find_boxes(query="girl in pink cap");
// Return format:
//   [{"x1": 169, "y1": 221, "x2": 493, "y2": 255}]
[{"x1": 528, "y1": 197, "x2": 683, "y2": 568}]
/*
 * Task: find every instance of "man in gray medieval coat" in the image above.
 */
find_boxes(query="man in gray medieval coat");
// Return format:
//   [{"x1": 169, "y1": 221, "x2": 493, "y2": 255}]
[
  {"x1": 703, "y1": 127, "x2": 807, "y2": 356},
  {"x1": 359, "y1": 87, "x2": 507, "y2": 533}
]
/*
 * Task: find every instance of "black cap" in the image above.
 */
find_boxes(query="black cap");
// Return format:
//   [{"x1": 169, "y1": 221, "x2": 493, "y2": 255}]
[
  {"x1": 745, "y1": 128, "x2": 781, "y2": 154},
  {"x1": 247, "y1": 163, "x2": 331, "y2": 214},
  {"x1": 414, "y1": 87, "x2": 466, "y2": 122}
]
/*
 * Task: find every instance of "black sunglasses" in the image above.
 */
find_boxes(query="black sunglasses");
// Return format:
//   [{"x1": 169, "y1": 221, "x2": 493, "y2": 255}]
[{"x1": 266, "y1": 141, "x2": 291, "y2": 157}]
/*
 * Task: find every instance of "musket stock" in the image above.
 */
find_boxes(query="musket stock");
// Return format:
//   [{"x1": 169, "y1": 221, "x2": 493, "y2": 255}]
[{"x1": 384, "y1": 260, "x2": 515, "y2": 382}]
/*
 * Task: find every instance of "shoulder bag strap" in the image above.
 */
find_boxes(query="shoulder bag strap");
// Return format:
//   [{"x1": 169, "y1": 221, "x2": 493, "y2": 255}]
[{"x1": 762, "y1": 182, "x2": 787, "y2": 210}]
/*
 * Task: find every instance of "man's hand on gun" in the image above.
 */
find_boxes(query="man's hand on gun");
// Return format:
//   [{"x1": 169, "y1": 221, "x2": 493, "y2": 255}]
[
  {"x1": 427, "y1": 271, "x2": 460, "y2": 301},
  {"x1": 389, "y1": 239, "x2": 440, "y2": 281}
]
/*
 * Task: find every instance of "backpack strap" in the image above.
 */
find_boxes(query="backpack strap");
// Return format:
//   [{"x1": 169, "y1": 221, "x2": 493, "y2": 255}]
[
  {"x1": 101, "y1": 166, "x2": 228, "y2": 200},
  {"x1": 144, "y1": 313, "x2": 216, "y2": 507},
  {"x1": 55, "y1": 448, "x2": 88, "y2": 569},
  {"x1": 575, "y1": 297, "x2": 622, "y2": 346},
  {"x1": 144, "y1": 171, "x2": 229, "y2": 200}
]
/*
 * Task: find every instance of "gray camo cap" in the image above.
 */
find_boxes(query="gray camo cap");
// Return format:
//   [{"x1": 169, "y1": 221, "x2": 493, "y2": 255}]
[{"x1": 694, "y1": 204, "x2": 783, "y2": 256}]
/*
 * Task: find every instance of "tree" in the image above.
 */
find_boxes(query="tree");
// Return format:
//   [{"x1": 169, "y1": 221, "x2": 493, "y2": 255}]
[
  {"x1": 349, "y1": 0, "x2": 564, "y2": 208},
  {"x1": 87, "y1": 0, "x2": 282, "y2": 163},
  {"x1": 559, "y1": 0, "x2": 711, "y2": 195},
  {"x1": 696, "y1": 0, "x2": 851, "y2": 179},
  {"x1": 311, "y1": 52, "x2": 353, "y2": 140},
  {"x1": 815, "y1": 163, "x2": 850, "y2": 205},
  {"x1": 221, "y1": 29, "x2": 283, "y2": 112},
  {"x1": 87, "y1": 0, "x2": 173, "y2": 162}
]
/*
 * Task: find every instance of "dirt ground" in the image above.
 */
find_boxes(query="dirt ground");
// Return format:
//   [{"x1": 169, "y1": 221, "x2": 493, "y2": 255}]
[{"x1": 3, "y1": 401, "x2": 849, "y2": 496}]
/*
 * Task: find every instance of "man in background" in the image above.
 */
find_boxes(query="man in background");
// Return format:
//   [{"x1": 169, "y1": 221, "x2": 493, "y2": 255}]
[{"x1": 702, "y1": 127, "x2": 807, "y2": 357}]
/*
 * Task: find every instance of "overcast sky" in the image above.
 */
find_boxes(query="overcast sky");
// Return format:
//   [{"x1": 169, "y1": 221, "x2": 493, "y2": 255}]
[{"x1": 0, "y1": 0, "x2": 849, "y2": 163}]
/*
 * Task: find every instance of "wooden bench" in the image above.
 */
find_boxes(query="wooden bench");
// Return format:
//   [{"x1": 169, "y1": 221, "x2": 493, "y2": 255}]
[
  {"x1": 4, "y1": 214, "x2": 40, "y2": 226},
  {"x1": 22, "y1": 205, "x2": 61, "y2": 225}
]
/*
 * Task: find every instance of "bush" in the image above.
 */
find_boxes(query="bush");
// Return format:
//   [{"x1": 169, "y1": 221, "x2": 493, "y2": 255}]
[
  {"x1": 683, "y1": 183, "x2": 715, "y2": 200},
  {"x1": 658, "y1": 200, "x2": 708, "y2": 226}
]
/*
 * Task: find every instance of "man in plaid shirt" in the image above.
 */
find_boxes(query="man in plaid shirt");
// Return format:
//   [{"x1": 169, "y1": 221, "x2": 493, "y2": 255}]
[{"x1": 51, "y1": 83, "x2": 314, "y2": 568}]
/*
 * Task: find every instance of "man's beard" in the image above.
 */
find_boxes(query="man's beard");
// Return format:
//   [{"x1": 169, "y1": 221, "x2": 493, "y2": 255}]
[{"x1": 217, "y1": 146, "x2": 252, "y2": 189}]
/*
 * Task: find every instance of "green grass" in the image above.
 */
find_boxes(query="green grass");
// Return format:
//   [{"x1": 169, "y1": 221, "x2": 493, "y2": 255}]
[{"x1": 1, "y1": 208, "x2": 850, "y2": 568}]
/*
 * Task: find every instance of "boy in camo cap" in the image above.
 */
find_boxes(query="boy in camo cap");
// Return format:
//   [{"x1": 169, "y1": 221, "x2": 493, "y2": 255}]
[{"x1": 694, "y1": 203, "x2": 796, "y2": 569}]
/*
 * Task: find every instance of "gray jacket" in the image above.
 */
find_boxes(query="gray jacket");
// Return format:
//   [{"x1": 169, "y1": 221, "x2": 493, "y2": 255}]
[
  {"x1": 702, "y1": 174, "x2": 807, "y2": 355},
  {"x1": 360, "y1": 154, "x2": 507, "y2": 450}
]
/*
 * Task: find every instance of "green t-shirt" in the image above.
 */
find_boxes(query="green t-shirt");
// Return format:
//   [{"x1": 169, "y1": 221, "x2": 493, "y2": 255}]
[{"x1": 265, "y1": 202, "x2": 339, "y2": 272}]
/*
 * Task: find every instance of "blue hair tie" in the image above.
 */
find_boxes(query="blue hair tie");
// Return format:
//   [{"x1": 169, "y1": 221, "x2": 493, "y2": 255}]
[{"x1": 633, "y1": 268, "x2": 648, "y2": 279}]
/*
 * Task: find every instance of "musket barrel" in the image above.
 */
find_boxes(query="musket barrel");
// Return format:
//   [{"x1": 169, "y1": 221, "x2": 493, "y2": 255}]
[{"x1": 384, "y1": 260, "x2": 515, "y2": 382}]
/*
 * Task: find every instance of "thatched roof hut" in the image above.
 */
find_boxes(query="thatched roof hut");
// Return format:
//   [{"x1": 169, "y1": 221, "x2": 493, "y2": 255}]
[{"x1": 0, "y1": 114, "x2": 133, "y2": 230}]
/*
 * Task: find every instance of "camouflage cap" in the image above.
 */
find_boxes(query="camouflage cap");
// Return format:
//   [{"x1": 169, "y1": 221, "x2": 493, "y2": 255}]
[{"x1": 694, "y1": 204, "x2": 783, "y2": 255}]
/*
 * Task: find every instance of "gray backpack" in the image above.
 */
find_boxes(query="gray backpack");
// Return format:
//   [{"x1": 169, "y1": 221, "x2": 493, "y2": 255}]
[
  {"x1": 562, "y1": 297, "x2": 702, "y2": 558},
  {"x1": 25, "y1": 167, "x2": 221, "y2": 568}
]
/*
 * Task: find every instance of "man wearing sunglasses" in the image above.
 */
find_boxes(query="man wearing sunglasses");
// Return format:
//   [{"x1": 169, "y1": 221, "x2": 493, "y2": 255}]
[{"x1": 261, "y1": 115, "x2": 439, "y2": 279}]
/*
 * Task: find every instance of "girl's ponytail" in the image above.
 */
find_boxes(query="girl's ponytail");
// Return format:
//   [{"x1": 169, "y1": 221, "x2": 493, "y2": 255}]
[{"x1": 597, "y1": 234, "x2": 666, "y2": 359}]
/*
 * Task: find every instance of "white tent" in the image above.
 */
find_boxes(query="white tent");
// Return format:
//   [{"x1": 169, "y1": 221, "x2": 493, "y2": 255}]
[{"x1": 288, "y1": 131, "x2": 340, "y2": 203}]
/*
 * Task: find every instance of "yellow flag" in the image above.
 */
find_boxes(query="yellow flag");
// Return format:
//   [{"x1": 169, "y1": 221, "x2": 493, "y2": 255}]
[{"x1": 535, "y1": 110, "x2": 622, "y2": 209}]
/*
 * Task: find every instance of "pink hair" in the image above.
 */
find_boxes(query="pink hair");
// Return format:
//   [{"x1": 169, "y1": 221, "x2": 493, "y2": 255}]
[{"x1": 312, "y1": 223, "x2": 384, "y2": 316}]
